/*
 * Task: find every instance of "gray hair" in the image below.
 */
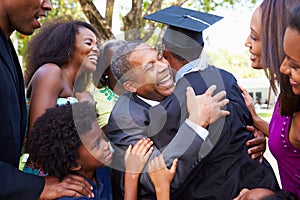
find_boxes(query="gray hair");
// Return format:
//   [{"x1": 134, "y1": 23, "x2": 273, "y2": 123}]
[{"x1": 110, "y1": 40, "x2": 144, "y2": 83}]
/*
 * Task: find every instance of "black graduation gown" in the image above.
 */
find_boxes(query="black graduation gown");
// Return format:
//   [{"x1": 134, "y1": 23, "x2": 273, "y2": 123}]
[{"x1": 148, "y1": 65, "x2": 279, "y2": 199}]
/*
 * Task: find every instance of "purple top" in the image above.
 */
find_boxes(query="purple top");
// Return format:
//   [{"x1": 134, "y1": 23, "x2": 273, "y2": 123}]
[{"x1": 269, "y1": 99, "x2": 300, "y2": 197}]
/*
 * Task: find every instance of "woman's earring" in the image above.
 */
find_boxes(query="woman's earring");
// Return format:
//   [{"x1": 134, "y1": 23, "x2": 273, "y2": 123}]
[{"x1": 100, "y1": 74, "x2": 109, "y2": 86}]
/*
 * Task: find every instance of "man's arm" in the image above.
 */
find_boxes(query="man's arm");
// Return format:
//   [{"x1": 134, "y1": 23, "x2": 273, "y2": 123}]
[
  {"x1": 108, "y1": 111, "x2": 205, "y2": 195},
  {"x1": 0, "y1": 162, "x2": 94, "y2": 200},
  {"x1": 0, "y1": 161, "x2": 44, "y2": 200},
  {"x1": 108, "y1": 88, "x2": 229, "y2": 195}
]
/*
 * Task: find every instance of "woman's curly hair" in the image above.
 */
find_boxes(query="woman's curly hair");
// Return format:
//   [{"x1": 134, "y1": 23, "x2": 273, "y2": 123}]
[
  {"x1": 27, "y1": 102, "x2": 97, "y2": 181},
  {"x1": 24, "y1": 19, "x2": 100, "y2": 88}
]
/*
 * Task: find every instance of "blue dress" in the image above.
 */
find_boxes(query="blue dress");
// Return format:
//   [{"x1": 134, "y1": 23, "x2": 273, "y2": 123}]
[{"x1": 57, "y1": 167, "x2": 113, "y2": 200}]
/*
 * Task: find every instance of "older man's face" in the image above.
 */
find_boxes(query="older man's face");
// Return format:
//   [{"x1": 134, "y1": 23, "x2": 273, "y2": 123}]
[{"x1": 125, "y1": 43, "x2": 175, "y2": 101}]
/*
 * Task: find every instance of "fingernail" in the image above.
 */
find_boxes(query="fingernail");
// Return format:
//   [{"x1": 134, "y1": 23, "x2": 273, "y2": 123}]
[
  {"x1": 91, "y1": 186, "x2": 93, "y2": 190},
  {"x1": 91, "y1": 192, "x2": 94, "y2": 198}
]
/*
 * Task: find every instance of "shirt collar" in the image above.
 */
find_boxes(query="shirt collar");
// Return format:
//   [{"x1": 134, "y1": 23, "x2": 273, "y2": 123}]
[
  {"x1": 136, "y1": 95, "x2": 160, "y2": 107},
  {"x1": 175, "y1": 52, "x2": 209, "y2": 83}
]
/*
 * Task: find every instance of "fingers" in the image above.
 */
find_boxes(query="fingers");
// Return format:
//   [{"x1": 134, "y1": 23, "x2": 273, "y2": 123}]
[
  {"x1": 248, "y1": 144, "x2": 265, "y2": 155},
  {"x1": 43, "y1": 175, "x2": 94, "y2": 199},
  {"x1": 218, "y1": 98, "x2": 230, "y2": 109},
  {"x1": 212, "y1": 90, "x2": 229, "y2": 116},
  {"x1": 131, "y1": 138, "x2": 146, "y2": 153},
  {"x1": 245, "y1": 126, "x2": 266, "y2": 146},
  {"x1": 64, "y1": 174, "x2": 93, "y2": 189},
  {"x1": 248, "y1": 145, "x2": 264, "y2": 161},
  {"x1": 250, "y1": 151, "x2": 263, "y2": 160},
  {"x1": 126, "y1": 144, "x2": 133, "y2": 152},
  {"x1": 144, "y1": 146, "x2": 154, "y2": 161},
  {"x1": 124, "y1": 144, "x2": 132, "y2": 160},
  {"x1": 186, "y1": 87, "x2": 196, "y2": 100},
  {"x1": 238, "y1": 84, "x2": 248, "y2": 95},
  {"x1": 259, "y1": 155, "x2": 264, "y2": 163},
  {"x1": 149, "y1": 154, "x2": 165, "y2": 171},
  {"x1": 212, "y1": 90, "x2": 226, "y2": 102},
  {"x1": 219, "y1": 110, "x2": 230, "y2": 117},
  {"x1": 205, "y1": 85, "x2": 217, "y2": 96},
  {"x1": 124, "y1": 138, "x2": 153, "y2": 173},
  {"x1": 245, "y1": 125, "x2": 255, "y2": 132},
  {"x1": 131, "y1": 138, "x2": 153, "y2": 155},
  {"x1": 245, "y1": 125, "x2": 266, "y2": 161},
  {"x1": 246, "y1": 136, "x2": 266, "y2": 146},
  {"x1": 170, "y1": 158, "x2": 178, "y2": 174},
  {"x1": 157, "y1": 154, "x2": 165, "y2": 169},
  {"x1": 139, "y1": 139, "x2": 153, "y2": 155}
]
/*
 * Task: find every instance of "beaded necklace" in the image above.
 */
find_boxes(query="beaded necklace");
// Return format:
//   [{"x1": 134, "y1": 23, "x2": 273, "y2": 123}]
[{"x1": 280, "y1": 116, "x2": 299, "y2": 154}]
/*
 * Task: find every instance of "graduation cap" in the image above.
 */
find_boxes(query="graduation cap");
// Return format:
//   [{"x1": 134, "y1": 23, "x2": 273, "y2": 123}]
[{"x1": 144, "y1": 6, "x2": 223, "y2": 61}]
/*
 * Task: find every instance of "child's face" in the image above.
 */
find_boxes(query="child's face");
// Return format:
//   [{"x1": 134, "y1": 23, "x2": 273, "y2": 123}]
[
  {"x1": 77, "y1": 121, "x2": 112, "y2": 170},
  {"x1": 233, "y1": 188, "x2": 274, "y2": 200}
]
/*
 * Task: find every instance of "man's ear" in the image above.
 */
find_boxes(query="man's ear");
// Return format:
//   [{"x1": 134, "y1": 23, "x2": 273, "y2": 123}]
[
  {"x1": 163, "y1": 48, "x2": 169, "y2": 60},
  {"x1": 123, "y1": 80, "x2": 137, "y2": 93},
  {"x1": 69, "y1": 163, "x2": 82, "y2": 172}
]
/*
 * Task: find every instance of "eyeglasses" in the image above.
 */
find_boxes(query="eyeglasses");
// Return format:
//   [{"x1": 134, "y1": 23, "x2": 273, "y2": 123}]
[{"x1": 156, "y1": 44, "x2": 166, "y2": 59}]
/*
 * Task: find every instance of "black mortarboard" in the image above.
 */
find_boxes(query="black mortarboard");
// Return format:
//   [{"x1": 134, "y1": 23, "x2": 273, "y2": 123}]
[{"x1": 144, "y1": 6, "x2": 223, "y2": 61}]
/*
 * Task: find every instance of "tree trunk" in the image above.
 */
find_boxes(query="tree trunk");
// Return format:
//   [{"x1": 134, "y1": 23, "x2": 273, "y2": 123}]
[
  {"x1": 78, "y1": 0, "x2": 114, "y2": 42},
  {"x1": 77, "y1": 0, "x2": 189, "y2": 43}
]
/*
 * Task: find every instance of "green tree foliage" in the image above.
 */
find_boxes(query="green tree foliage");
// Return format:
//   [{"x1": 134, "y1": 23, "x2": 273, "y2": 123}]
[
  {"x1": 18, "y1": 0, "x2": 260, "y2": 79},
  {"x1": 208, "y1": 49, "x2": 265, "y2": 78},
  {"x1": 17, "y1": 0, "x2": 86, "y2": 65},
  {"x1": 188, "y1": 0, "x2": 258, "y2": 12}
]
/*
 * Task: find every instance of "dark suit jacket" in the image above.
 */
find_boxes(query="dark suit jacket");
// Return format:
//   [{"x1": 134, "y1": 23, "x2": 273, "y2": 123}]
[
  {"x1": 108, "y1": 93, "x2": 210, "y2": 199},
  {"x1": 0, "y1": 29, "x2": 44, "y2": 199},
  {"x1": 149, "y1": 65, "x2": 279, "y2": 199}
]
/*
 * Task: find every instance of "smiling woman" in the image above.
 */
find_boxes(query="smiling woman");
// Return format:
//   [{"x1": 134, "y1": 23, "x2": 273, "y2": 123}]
[
  {"x1": 24, "y1": 20, "x2": 100, "y2": 134},
  {"x1": 21, "y1": 20, "x2": 101, "y2": 176},
  {"x1": 241, "y1": 1, "x2": 300, "y2": 198}
]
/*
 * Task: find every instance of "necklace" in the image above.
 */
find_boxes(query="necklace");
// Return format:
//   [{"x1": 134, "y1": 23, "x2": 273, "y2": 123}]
[{"x1": 281, "y1": 116, "x2": 299, "y2": 154}]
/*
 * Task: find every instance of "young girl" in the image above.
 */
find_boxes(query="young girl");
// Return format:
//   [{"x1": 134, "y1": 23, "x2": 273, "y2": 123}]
[
  {"x1": 27, "y1": 102, "x2": 155, "y2": 199},
  {"x1": 27, "y1": 102, "x2": 112, "y2": 199}
]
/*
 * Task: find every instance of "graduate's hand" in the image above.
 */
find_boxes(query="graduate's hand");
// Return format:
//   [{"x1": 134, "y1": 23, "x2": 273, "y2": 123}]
[
  {"x1": 124, "y1": 138, "x2": 153, "y2": 174},
  {"x1": 148, "y1": 154, "x2": 178, "y2": 191},
  {"x1": 186, "y1": 86, "x2": 230, "y2": 128},
  {"x1": 39, "y1": 175, "x2": 94, "y2": 199},
  {"x1": 246, "y1": 125, "x2": 266, "y2": 163}
]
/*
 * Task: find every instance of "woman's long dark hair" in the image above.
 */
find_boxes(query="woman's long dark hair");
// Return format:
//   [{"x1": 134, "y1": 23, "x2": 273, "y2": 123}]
[{"x1": 280, "y1": 3, "x2": 300, "y2": 116}]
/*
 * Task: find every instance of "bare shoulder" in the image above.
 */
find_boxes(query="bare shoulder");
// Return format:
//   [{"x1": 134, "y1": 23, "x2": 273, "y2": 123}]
[
  {"x1": 34, "y1": 63, "x2": 62, "y2": 77},
  {"x1": 30, "y1": 63, "x2": 64, "y2": 91}
]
